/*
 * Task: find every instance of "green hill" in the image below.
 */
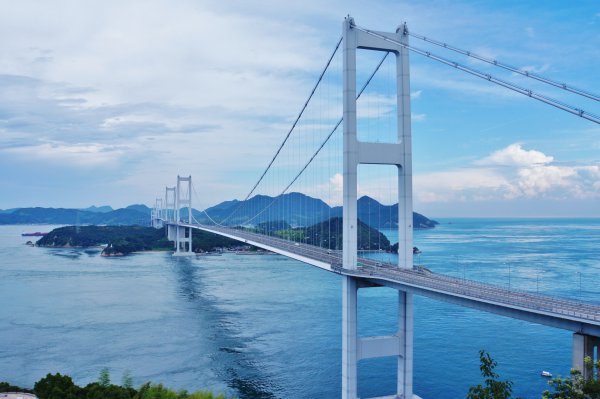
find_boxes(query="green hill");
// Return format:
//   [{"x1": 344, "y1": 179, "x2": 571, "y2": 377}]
[{"x1": 36, "y1": 225, "x2": 238, "y2": 256}]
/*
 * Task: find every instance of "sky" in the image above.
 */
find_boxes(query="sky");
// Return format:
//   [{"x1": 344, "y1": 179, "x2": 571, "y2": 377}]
[{"x1": 0, "y1": 0, "x2": 598, "y2": 217}]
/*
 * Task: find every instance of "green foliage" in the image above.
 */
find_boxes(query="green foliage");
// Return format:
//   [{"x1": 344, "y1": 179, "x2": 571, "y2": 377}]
[
  {"x1": 467, "y1": 351, "x2": 521, "y2": 399},
  {"x1": 37, "y1": 225, "x2": 172, "y2": 254},
  {"x1": 122, "y1": 370, "x2": 134, "y2": 389},
  {"x1": 301, "y1": 217, "x2": 391, "y2": 251},
  {"x1": 543, "y1": 356, "x2": 600, "y2": 399},
  {"x1": 191, "y1": 230, "x2": 237, "y2": 252},
  {"x1": 256, "y1": 220, "x2": 291, "y2": 234},
  {"x1": 4, "y1": 371, "x2": 232, "y2": 399},
  {"x1": 82, "y1": 382, "x2": 135, "y2": 399},
  {"x1": 0, "y1": 381, "x2": 34, "y2": 393},
  {"x1": 274, "y1": 229, "x2": 305, "y2": 242},
  {"x1": 34, "y1": 373, "x2": 80, "y2": 399},
  {"x1": 136, "y1": 383, "x2": 228, "y2": 399},
  {"x1": 98, "y1": 368, "x2": 111, "y2": 387}
]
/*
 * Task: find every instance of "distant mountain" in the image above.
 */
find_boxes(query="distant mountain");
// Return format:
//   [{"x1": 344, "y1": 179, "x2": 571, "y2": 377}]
[
  {"x1": 355, "y1": 196, "x2": 438, "y2": 229},
  {"x1": 201, "y1": 192, "x2": 332, "y2": 227},
  {"x1": 0, "y1": 195, "x2": 438, "y2": 230},
  {"x1": 198, "y1": 192, "x2": 437, "y2": 230},
  {"x1": 81, "y1": 205, "x2": 113, "y2": 213},
  {"x1": 0, "y1": 206, "x2": 150, "y2": 226},
  {"x1": 126, "y1": 204, "x2": 152, "y2": 215}
]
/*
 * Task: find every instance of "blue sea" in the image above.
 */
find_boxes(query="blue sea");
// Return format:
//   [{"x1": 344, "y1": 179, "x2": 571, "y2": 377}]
[{"x1": 1, "y1": 219, "x2": 599, "y2": 398}]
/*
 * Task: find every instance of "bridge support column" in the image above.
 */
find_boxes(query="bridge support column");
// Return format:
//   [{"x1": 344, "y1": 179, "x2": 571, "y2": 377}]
[
  {"x1": 342, "y1": 276, "x2": 414, "y2": 399},
  {"x1": 573, "y1": 333, "x2": 600, "y2": 379},
  {"x1": 167, "y1": 224, "x2": 175, "y2": 242},
  {"x1": 342, "y1": 276, "x2": 358, "y2": 399},
  {"x1": 174, "y1": 225, "x2": 193, "y2": 256},
  {"x1": 397, "y1": 291, "x2": 414, "y2": 397}
]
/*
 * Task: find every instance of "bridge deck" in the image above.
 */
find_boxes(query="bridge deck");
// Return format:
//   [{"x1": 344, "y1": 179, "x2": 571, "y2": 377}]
[{"x1": 169, "y1": 221, "x2": 600, "y2": 336}]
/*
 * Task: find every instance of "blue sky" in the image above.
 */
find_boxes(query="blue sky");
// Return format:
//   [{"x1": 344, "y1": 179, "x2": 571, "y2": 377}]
[{"x1": 0, "y1": 0, "x2": 598, "y2": 217}]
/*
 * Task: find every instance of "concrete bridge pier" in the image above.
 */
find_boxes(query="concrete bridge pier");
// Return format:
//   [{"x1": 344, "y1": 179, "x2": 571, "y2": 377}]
[
  {"x1": 167, "y1": 224, "x2": 175, "y2": 243},
  {"x1": 173, "y1": 225, "x2": 193, "y2": 256},
  {"x1": 573, "y1": 333, "x2": 600, "y2": 378},
  {"x1": 342, "y1": 276, "x2": 415, "y2": 399}
]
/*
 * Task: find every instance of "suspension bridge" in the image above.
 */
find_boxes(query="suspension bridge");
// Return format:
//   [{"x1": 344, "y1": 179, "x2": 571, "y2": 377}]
[{"x1": 150, "y1": 17, "x2": 600, "y2": 399}]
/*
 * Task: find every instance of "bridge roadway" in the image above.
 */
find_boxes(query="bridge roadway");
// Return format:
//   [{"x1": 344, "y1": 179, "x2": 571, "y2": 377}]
[{"x1": 170, "y1": 221, "x2": 600, "y2": 337}]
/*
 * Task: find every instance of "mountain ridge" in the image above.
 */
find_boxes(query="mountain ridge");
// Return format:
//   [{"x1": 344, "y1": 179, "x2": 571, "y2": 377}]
[
  {"x1": 1, "y1": 194, "x2": 438, "y2": 230},
  {"x1": 0, "y1": 205, "x2": 151, "y2": 225},
  {"x1": 199, "y1": 192, "x2": 438, "y2": 229}
]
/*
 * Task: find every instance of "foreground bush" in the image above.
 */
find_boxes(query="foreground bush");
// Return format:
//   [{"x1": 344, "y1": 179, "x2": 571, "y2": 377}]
[{"x1": 1, "y1": 370, "x2": 232, "y2": 399}]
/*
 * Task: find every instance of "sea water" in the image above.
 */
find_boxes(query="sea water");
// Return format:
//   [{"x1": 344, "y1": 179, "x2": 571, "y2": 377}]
[{"x1": 1, "y1": 219, "x2": 599, "y2": 398}]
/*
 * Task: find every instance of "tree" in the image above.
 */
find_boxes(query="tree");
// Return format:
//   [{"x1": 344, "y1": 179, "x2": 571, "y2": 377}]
[
  {"x1": 467, "y1": 350, "x2": 521, "y2": 399},
  {"x1": 543, "y1": 356, "x2": 600, "y2": 399},
  {"x1": 0, "y1": 381, "x2": 32, "y2": 393},
  {"x1": 34, "y1": 373, "x2": 80, "y2": 399},
  {"x1": 122, "y1": 370, "x2": 134, "y2": 389},
  {"x1": 134, "y1": 383, "x2": 229, "y2": 399},
  {"x1": 99, "y1": 368, "x2": 111, "y2": 387},
  {"x1": 82, "y1": 382, "x2": 135, "y2": 399}
]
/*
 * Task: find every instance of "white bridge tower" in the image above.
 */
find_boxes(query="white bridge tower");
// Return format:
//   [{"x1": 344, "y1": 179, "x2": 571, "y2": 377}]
[
  {"x1": 165, "y1": 186, "x2": 177, "y2": 243},
  {"x1": 174, "y1": 175, "x2": 193, "y2": 256},
  {"x1": 342, "y1": 17, "x2": 415, "y2": 399}
]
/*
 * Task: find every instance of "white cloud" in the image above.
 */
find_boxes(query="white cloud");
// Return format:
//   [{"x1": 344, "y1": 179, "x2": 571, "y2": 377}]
[
  {"x1": 517, "y1": 64, "x2": 550, "y2": 75},
  {"x1": 412, "y1": 113, "x2": 427, "y2": 122},
  {"x1": 415, "y1": 144, "x2": 600, "y2": 204},
  {"x1": 516, "y1": 165, "x2": 575, "y2": 197},
  {"x1": 477, "y1": 143, "x2": 553, "y2": 166},
  {"x1": 4, "y1": 141, "x2": 129, "y2": 166}
]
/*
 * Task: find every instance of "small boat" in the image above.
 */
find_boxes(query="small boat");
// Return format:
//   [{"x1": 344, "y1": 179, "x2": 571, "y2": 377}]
[
  {"x1": 21, "y1": 232, "x2": 47, "y2": 237},
  {"x1": 541, "y1": 370, "x2": 552, "y2": 378}
]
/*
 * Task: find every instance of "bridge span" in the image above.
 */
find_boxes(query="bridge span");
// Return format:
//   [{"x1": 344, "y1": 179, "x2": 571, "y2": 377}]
[{"x1": 169, "y1": 221, "x2": 600, "y2": 338}]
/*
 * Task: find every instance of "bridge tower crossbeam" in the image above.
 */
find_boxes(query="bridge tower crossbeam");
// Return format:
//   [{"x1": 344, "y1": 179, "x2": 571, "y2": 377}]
[{"x1": 342, "y1": 17, "x2": 415, "y2": 399}]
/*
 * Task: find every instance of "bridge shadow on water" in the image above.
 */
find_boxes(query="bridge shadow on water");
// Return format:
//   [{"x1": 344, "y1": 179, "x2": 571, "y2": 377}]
[{"x1": 170, "y1": 257, "x2": 279, "y2": 399}]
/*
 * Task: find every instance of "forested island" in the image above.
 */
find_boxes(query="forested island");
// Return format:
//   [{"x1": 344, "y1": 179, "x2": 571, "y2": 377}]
[
  {"x1": 35, "y1": 214, "x2": 426, "y2": 256},
  {"x1": 255, "y1": 217, "x2": 391, "y2": 251},
  {"x1": 36, "y1": 226, "x2": 237, "y2": 256}
]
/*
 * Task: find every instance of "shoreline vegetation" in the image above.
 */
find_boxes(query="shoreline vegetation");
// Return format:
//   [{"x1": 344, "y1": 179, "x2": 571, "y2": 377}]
[
  {"x1": 35, "y1": 226, "x2": 238, "y2": 256},
  {"x1": 1, "y1": 369, "x2": 233, "y2": 399},
  {"x1": 4, "y1": 351, "x2": 596, "y2": 398},
  {"x1": 34, "y1": 213, "x2": 437, "y2": 256}
]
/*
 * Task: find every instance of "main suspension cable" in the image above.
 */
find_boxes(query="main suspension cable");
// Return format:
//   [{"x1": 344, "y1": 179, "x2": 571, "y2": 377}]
[
  {"x1": 408, "y1": 31, "x2": 600, "y2": 102},
  {"x1": 354, "y1": 25, "x2": 600, "y2": 124},
  {"x1": 190, "y1": 180, "x2": 224, "y2": 226},
  {"x1": 219, "y1": 36, "x2": 343, "y2": 225},
  {"x1": 239, "y1": 52, "x2": 390, "y2": 226}
]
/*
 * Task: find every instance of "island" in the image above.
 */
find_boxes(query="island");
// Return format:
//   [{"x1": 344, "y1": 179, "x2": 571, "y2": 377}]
[
  {"x1": 36, "y1": 225, "x2": 238, "y2": 256},
  {"x1": 255, "y1": 217, "x2": 391, "y2": 251},
  {"x1": 36, "y1": 215, "x2": 428, "y2": 257}
]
